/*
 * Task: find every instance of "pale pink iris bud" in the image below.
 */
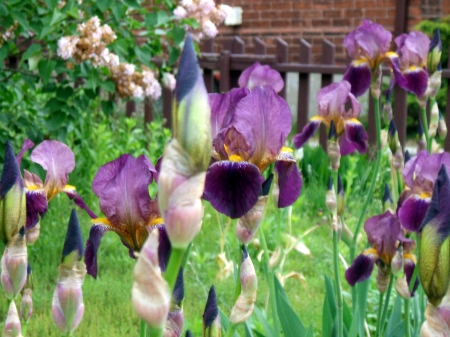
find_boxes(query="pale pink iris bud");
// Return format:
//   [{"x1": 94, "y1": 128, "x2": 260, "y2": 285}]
[
  {"x1": 132, "y1": 230, "x2": 170, "y2": 329},
  {"x1": 376, "y1": 266, "x2": 390, "y2": 294},
  {"x1": 236, "y1": 196, "x2": 267, "y2": 244},
  {"x1": 325, "y1": 177, "x2": 337, "y2": 214},
  {"x1": 370, "y1": 67, "x2": 382, "y2": 99},
  {"x1": 51, "y1": 261, "x2": 86, "y2": 336},
  {"x1": 438, "y1": 113, "x2": 448, "y2": 140},
  {"x1": 393, "y1": 148, "x2": 404, "y2": 171},
  {"x1": 421, "y1": 303, "x2": 450, "y2": 337},
  {"x1": 429, "y1": 101, "x2": 439, "y2": 138},
  {"x1": 230, "y1": 246, "x2": 257, "y2": 324},
  {"x1": 327, "y1": 141, "x2": 340, "y2": 171},
  {"x1": 391, "y1": 244, "x2": 404, "y2": 277},
  {"x1": 1, "y1": 231, "x2": 27, "y2": 299},
  {"x1": 20, "y1": 288, "x2": 33, "y2": 323},
  {"x1": 25, "y1": 222, "x2": 40, "y2": 246},
  {"x1": 165, "y1": 310, "x2": 184, "y2": 337},
  {"x1": 4, "y1": 301, "x2": 22, "y2": 337},
  {"x1": 429, "y1": 71, "x2": 442, "y2": 99},
  {"x1": 395, "y1": 276, "x2": 411, "y2": 300}
]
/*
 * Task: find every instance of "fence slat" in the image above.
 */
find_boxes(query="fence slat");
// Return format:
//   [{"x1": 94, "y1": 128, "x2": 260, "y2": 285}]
[
  {"x1": 126, "y1": 101, "x2": 136, "y2": 117},
  {"x1": 394, "y1": 87, "x2": 407, "y2": 149},
  {"x1": 320, "y1": 39, "x2": 335, "y2": 149},
  {"x1": 144, "y1": 97, "x2": 153, "y2": 124},
  {"x1": 297, "y1": 39, "x2": 311, "y2": 134},
  {"x1": 202, "y1": 38, "x2": 215, "y2": 93},
  {"x1": 162, "y1": 88, "x2": 173, "y2": 129},
  {"x1": 254, "y1": 37, "x2": 267, "y2": 55},
  {"x1": 219, "y1": 50, "x2": 231, "y2": 92},
  {"x1": 276, "y1": 38, "x2": 289, "y2": 99},
  {"x1": 230, "y1": 36, "x2": 245, "y2": 88}
]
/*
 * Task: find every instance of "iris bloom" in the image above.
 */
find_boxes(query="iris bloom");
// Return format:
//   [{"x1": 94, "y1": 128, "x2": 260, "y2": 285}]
[
  {"x1": 293, "y1": 80, "x2": 368, "y2": 155},
  {"x1": 85, "y1": 154, "x2": 163, "y2": 278},
  {"x1": 390, "y1": 31, "x2": 430, "y2": 98},
  {"x1": 343, "y1": 19, "x2": 392, "y2": 97},
  {"x1": 204, "y1": 85, "x2": 302, "y2": 219},
  {"x1": 397, "y1": 151, "x2": 450, "y2": 233},
  {"x1": 238, "y1": 62, "x2": 284, "y2": 93},
  {"x1": 345, "y1": 211, "x2": 416, "y2": 294},
  {"x1": 23, "y1": 140, "x2": 95, "y2": 243}
]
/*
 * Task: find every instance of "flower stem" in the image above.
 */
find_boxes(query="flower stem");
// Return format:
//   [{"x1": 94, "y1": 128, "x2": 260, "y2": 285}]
[
  {"x1": 333, "y1": 229, "x2": 344, "y2": 337},
  {"x1": 404, "y1": 298, "x2": 411, "y2": 337},
  {"x1": 375, "y1": 292, "x2": 385, "y2": 337},
  {"x1": 164, "y1": 247, "x2": 185, "y2": 292},
  {"x1": 234, "y1": 244, "x2": 242, "y2": 302},
  {"x1": 379, "y1": 276, "x2": 394, "y2": 337},
  {"x1": 140, "y1": 319, "x2": 147, "y2": 337},
  {"x1": 421, "y1": 105, "x2": 431, "y2": 153},
  {"x1": 351, "y1": 96, "x2": 382, "y2": 260},
  {"x1": 224, "y1": 322, "x2": 237, "y2": 337},
  {"x1": 147, "y1": 325, "x2": 164, "y2": 337},
  {"x1": 259, "y1": 224, "x2": 280, "y2": 337},
  {"x1": 22, "y1": 322, "x2": 28, "y2": 337}
]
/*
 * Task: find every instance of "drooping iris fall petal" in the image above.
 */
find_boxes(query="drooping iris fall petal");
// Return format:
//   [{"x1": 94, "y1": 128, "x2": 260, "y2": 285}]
[
  {"x1": 238, "y1": 62, "x2": 284, "y2": 93},
  {"x1": 275, "y1": 156, "x2": 302, "y2": 208},
  {"x1": 345, "y1": 252, "x2": 376, "y2": 286}
]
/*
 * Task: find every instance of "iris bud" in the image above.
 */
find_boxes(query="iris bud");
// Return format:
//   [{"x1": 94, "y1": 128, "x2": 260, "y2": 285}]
[
  {"x1": 395, "y1": 276, "x2": 411, "y2": 300},
  {"x1": 428, "y1": 29, "x2": 442, "y2": 76},
  {"x1": 376, "y1": 264, "x2": 390, "y2": 294},
  {"x1": 337, "y1": 175, "x2": 344, "y2": 216},
  {"x1": 236, "y1": 196, "x2": 267, "y2": 244},
  {"x1": 325, "y1": 177, "x2": 337, "y2": 214},
  {"x1": 382, "y1": 184, "x2": 393, "y2": 212},
  {"x1": 370, "y1": 67, "x2": 382, "y2": 99},
  {"x1": 429, "y1": 101, "x2": 439, "y2": 138},
  {"x1": 388, "y1": 119, "x2": 399, "y2": 154},
  {"x1": 417, "y1": 121, "x2": 426, "y2": 152},
  {"x1": 1, "y1": 230, "x2": 27, "y2": 299},
  {"x1": 4, "y1": 301, "x2": 22, "y2": 337},
  {"x1": 421, "y1": 303, "x2": 450, "y2": 337},
  {"x1": 327, "y1": 121, "x2": 340, "y2": 171},
  {"x1": 20, "y1": 288, "x2": 33, "y2": 323},
  {"x1": 203, "y1": 286, "x2": 221, "y2": 337},
  {"x1": 438, "y1": 112, "x2": 447, "y2": 140},
  {"x1": 391, "y1": 244, "x2": 404, "y2": 277}
]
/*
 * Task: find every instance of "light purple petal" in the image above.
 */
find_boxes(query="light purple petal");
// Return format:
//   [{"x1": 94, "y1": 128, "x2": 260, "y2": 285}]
[
  {"x1": 343, "y1": 63, "x2": 372, "y2": 98},
  {"x1": 341, "y1": 121, "x2": 368, "y2": 155},
  {"x1": 216, "y1": 126, "x2": 253, "y2": 161},
  {"x1": 239, "y1": 63, "x2": 284, "y2": 93},
  {"x1": 231, "y1": 86, "x2": 291, "y2": 166},
  {"x1": 85, "y1": 223, "x2": 110, "y2": 278},
  {"x1": 16, "y1": 139, "x2": 34, "y2": 166},
  {"x1": 396, "y1": 31, "x2": 430, "y2": 67},
  {"x1": 345, "y1": 253, "x2": 376, "y2": 286},
  {"x1": 204, "y1": 161, "x2": 264, "y2": 219},
  {"x1": 30, "y1": 141, "x2": 75, "y2": 198},
  {"x1": 92, "y1": 154, "x2": 153, "y2": 229},
  {"x1": 398, "y1": 194, "x2": 430, "y2": 232},
  {"x1": 317, "y1": 81, "x2": 351, "y2": 118},
  {"x1": 293, "y1": 120, "x2": 321, "y2": 149},
  {"x1": 275, "y1": 158, "x2": 302, "y2": 207},
  {"x1": 364, "y1": 211, "x2": 402, "y2": 261}
]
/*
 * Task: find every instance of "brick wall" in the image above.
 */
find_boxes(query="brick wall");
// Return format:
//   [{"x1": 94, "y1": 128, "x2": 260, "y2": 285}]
[{"x1": 207, "y1": 0, "x2": 450, "y2": 64}]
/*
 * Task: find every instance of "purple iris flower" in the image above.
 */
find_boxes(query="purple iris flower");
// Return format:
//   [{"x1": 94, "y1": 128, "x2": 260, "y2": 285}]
[
  {"x1": 204, "y1": 85, "x2": 302, "y2": 219},
  {"x1": 84, "y1": 154, "x2": 164, "y2": 278},
  {"x1": 389, "y1": 31, "x2": 430, "y2": 97},
  {"x1": 343, "y1": 19, "x2": 392, "y2": 97},
  {"x1": 345, "y1": 211, "x2": 416, "y2": 291},
  {"x1": 293, "y1": 80, "x2": 368, "y2": 155},
  {"x1": 238, "y1": 62, "x2": 284, "y2": 93},
  {"x1": 397, "y1": 150, "x2": 450, "y2": 233}
]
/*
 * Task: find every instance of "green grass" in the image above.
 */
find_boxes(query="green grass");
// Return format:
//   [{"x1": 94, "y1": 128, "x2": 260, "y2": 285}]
[{"x1": 0, "y1": 143, "x2": 389, "y2": 336}]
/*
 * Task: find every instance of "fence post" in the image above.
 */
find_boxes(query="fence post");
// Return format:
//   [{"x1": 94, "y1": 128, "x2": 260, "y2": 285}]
[
  {"x1": 202, "y1": 38, "x2": 215, "y2": 93},
  {"x1": 320, "y1": 39, "x2": 335, "y2": 149},
  {"x1": 276, "y1": 38, "x2": 289, "y2": 99},
  {"x1": 254, "y1": 37, "x2": 267, "y2": 55},
  {"x1": 297, "y1": 39, "x2": 311, "y2": 134},
  {"x1": 163, "y1": 87, "x2": 173, "y2": 129},
  {"x1": 228, "y1": 36, "x2": 245, "y2": 88},
  {"x1": 144, "y1": 97, "x2": 153, "y2": 125},
  {"x1": 126, "y1": 101, "x2": 136, "y2": 117},
  {"x1": 219, "y1": 50, "x2": 231, "y2": 93}
]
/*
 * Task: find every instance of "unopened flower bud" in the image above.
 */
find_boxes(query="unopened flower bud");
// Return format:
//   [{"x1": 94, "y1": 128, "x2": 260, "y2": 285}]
[
  {"x1": 383, "y1": 92, "x2": 393, "y2": 124},
  {"x1": 393, "y1": 148, "x2": 404, "y2": 171},
  {"x1": 391, "y1": 244, "x2": 404, "y2": 277},
  {"x1": 395, "y1": 276, "x2": 411, "y2": 300},
  {"x1": 132, "y1": 230, "x2": 170, "y2": 329},
  {"x1": 4, "y1": 301, "x2": 22, "y2": 337},
  {"x1": 404, "y1": 150, "x2": 411, "y2": 164},
  {"x1": 429, "y1": 102, "x2": 439, "y2": 138},
  {"x1": 236, "y1": 196, "x2": 267, "y2": 244},
  {"x1": 417, "y1": 121, "x2": 426, "y2": 151},
  {"x1": 185, "y1": 331, "x2": 193, "y2": 337},
  {"x1": 337, "y1": 174, "x2": 344, "y2": 216},
  {"x1": 382, "y1": 184, "x2": 393, "y2": 212},
  {"x1": 165, "y1": 310, "x2": 184, "y2": 337},
  {"x1": 325, "y1": 177, "x2": 337, "y2": 214},
  {"x1": 230, "y1": 245, "x2": 257, "y2": 324},
  {"x1": 376, "y1": 264, "x2": 390, "y2": 294},
  {"x1": 20, "y1": 288, "x2": 33, "y2": 323},
  {"x1": 421, "y1": 303, "x2": 450, "y2": 337},
  {"x1": 429, "y1": 70, "x2": 442, "y2": 99},
  {"x1": 268, "y1": 246, "x2": 282, "y2": 271},
  {"x1": 203, "y1": 286, "x2": 221, "y2": 337},
  {"x1": 388, "y1": 119, "x2": 399, "y2": 154},
  {"x1": 428, "y1": 29, "x2": 442, "y2": 76},
  {"x1": 370, "y1": 67, "x2": 382, "y2": 99},
  {"x1": 327, "y1": 141, "x2": 340, "y2": 171},
  {"x1": 438, "y1": 112, "x2": 447, "y2": 140},
  {"x1": 25, "y1": 222, "x2": 40, "y2": 245},
  {"x1": 1, "y1": 229, "x2": 28, "y2": 299}
]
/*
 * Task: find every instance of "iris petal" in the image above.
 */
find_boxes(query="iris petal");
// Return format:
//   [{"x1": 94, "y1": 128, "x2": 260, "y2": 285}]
[
  {"x1": 85, "y1": 223, "x2": 111, "y2": 278},
  {"x1": 204, "y1": 161, "x2": 264, "y2": 219},
  {"x1": 398, "y1": 194, "x2": 429, "y2": 232},
  {"x1": 343, "y1": 63, "x2": 372, "y2": 97},
  {"x1": 275, "y1": 158, "x2": 302, "y2": 208},
  {"x1": 341, "y1": 120, "x2": 368, "y2": 155},
  {"x1": 293, "y1": 120, "x2": 321, "y2": 149},
  {"x1": 345, "y1": 253, "x2": 376, "y2": 286}
]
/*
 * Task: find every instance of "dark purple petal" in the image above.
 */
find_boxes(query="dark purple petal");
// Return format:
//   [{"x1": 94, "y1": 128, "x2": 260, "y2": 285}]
[
  {"x1": 345, "y1": 252, "x2": 376, "y2": 286},
  {"x1": 65, "y1": 190, "x2": 97, "y2": 219},
  {"x1": 204, "y1": 161, "x2": 264, "y2": 219},
  {"x1": 62, "y1": 209, "x2": 84, "y2": 261},
  {"x1": 173, "y1": 267, "x2": 184, "y2": 306},
  {"x1": 85, "y1": 223, "x2": 111, "y2": 278},
  {"x1": 293, "y1": 120, "x2": 321, "y2": 149},
  {"x1": 0, "y1": 141, "x2": 22, "y2": 198},
  {"x1": 25, "y1": 189, "x2": 48, "y2": 230},
  {"x1": 404, "y1": 258, "x2": 419, "y2": 296},
  {"x1": 364, "y1": 211, "x2": 402, "y2": 260},
  {"x1": 175, "y1": 35, "x2": 199, "y2": 102},
  {"x1": 16, "y1": 139, "x2": 34, "y2": 166},
  {"x1": 399, "y1": 68, "x2": 429, "y2": 97},
  {"x1": 341, "y1": 120, "x2": 368, "y2": 155},
  {"x1": 92, "y1": 154, "x2": 153, "y2": 228},
  {"x1": 231, "y1": 86, "x2": 291, "y2": 166},
  {"x1": 239, "y1": 63, "x2": 284, "y2": 93},
  {"x1": 203, "y1": 285, "x2": 218, "y2": 328},
  {"x1": 398, "y1": 194, "x2": 429, "y2": 232},
  {"x1": 343, "y1": 63, "x2": 372, "y2": 97},
  {"x1": 155, "y1": 225, "x2": 171, "y2": 271},
  {"x1": 30, "y1": 140, "x2": 75, "y2": 198},
  {"x1": 275, "y1": 158, "x2": 302, "y2": 208}
]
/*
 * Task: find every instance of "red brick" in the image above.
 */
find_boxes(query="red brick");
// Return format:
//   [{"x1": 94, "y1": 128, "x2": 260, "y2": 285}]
[
  {"x1": 323, "y1": 10, "x2": 342, "y2": 18},
  {"x1": 346, "y1": 8, "x2": 363, "y2": 17},
  {"x1": 281, "y1": 11, "x2": 299, "y2": 19},
  {"x1": 302, "y1": 10, "x2": 323, "y2": 18},
  {"x1": 311, "y1": 19, "x2": 332, "y2": 26},
  {"x1": 333, "y1": 18, "x2": 352, "y2": 26}
]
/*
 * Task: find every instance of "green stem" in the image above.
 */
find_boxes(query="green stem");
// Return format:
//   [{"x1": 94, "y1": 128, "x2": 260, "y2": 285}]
[
  {"x1": 404, "y1": 299, "x2": 411, "y2": 337},
  {"x1": 224, "y1": 322, "x2": 237, "y2": 337},
  {"x1": 181, "y1": 242, "x2": 192, "y2": 270},
  {"x1": 396, "y1": 170, "x2": 403, "y2": 196},
  {"x1": 379, "y1": 276, "x2": 394, "y2": 337},
  {"x1": 140, "y1": 319, "x2": 147, "y2": 337},
  {"x1": 351, "y1": 96, "x2": 382, "y2": 260},
  {"x1": 164, "y1": 247, "x2": 185, "y2": 292},
  {"x1": 22, "y1": 322, "x2": 28, "y2": 337},
  {"x1": 421, "y1": 106, "x2": 431, "y2": 153},
  {"x1": 234, "y1": 244, "x2": 242, "y2": 302},
  {"x1": 147, "y1": 325, "x2": 164, "y2": 337},
  {"x1": 375, "y1": 293, "x2": 385, "y2": 337},
  {"x1": 259, "y1": 224, "x2": 280, "y2": 337},
  {"x1": 391, "y1": 167, "x2": 399, "y2": 205},
  {"x1": 409, "y1": 236, "x2": 421, "y2": 293},
  {"x1": 333, "y1": 229, "x2": 344, "y2": 337}
]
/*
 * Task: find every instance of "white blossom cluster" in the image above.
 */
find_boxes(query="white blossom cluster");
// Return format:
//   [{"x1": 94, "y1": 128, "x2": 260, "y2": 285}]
[
  {"x1": 57, "y1": 16, "x2": 171, "y2": 100},
  {"x1": 0, "y1": 22, "x2": 18, "y2": 47},
  {"x1": 173, "y1": 0, "x2": 232, "y2": 39}
]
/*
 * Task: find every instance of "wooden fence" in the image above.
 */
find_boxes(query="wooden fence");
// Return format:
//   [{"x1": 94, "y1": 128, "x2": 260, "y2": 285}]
[{"x1": 149, "y1": 36, "x2": 450, "y2": 152}]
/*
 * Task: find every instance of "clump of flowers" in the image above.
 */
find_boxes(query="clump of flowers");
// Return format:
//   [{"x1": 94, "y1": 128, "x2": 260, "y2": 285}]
[
  {"x1": 173, "y1": 0, "x2": 231, "y2": 39},
  {"x1": 57, "y1": 16, "x2": 163, "y2": 100},
  {"x1": 0, "y1": 22, "x2": 18, "y2": 47}
]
